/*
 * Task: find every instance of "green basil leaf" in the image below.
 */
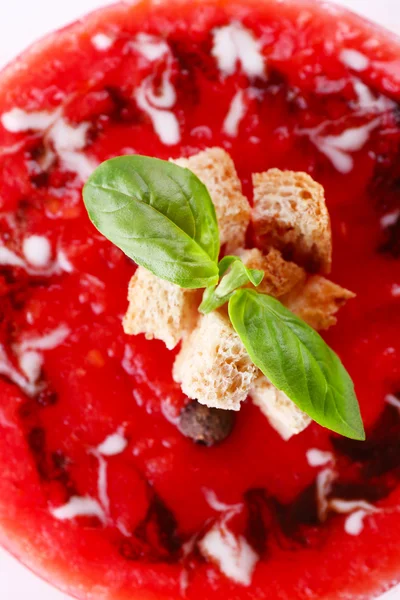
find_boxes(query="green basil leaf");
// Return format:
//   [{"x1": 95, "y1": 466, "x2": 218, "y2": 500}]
[
  {"x1": 199, "y1": 256, "x2": 264, "y2": 314},
  {"x1": 228, "y1": 289, "x2": 365, "y2": 441},
  {"x1": 83, "y1": 155, "x2": 220, "y2": 289}
]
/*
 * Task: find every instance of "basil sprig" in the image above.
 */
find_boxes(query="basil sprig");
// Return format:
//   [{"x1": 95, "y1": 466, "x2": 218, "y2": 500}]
[
  {"x1": 229, "y1": 290, "x2": 365, "y2": 440},
  {"x1": 83, "y1": 156, "x2": 220, "y2": 289},
  {"x1": 199, "y1": 256, "x2": 264, "y2": 314},
  {"x1": 83, "y1": 155, "x2": 365, "y2": 440}
]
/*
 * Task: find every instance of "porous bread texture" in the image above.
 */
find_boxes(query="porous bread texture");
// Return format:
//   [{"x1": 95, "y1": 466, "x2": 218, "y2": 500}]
[
  {"x1": 173, "y1": 311, "x2": 257, "y2": 411},
  {"x1": 237, "y1": 248, "x2": 354, "y2": 331},
  {"x1": 236, "y1": 247, "x2": 306, "y2": 298},
  {"x1": 171, "y1": 147, "x2": 250, "y2": 252},
  {"x1": 252, "y1": 169, "x2": 332, "y2": 274},
  {"x1": 282, "y1": 275, "x2": 355, "y2": 331},
  {"x1": 250, "y1": 374, "x2": 312, "y2": 440},
  {"x1": 123, "y1": 266, "x2": 200, "y2": 350}
]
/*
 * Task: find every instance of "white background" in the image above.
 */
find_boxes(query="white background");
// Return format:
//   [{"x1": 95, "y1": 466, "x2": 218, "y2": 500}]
[{"x1": 0, "y1": 1, "x2": 399, "y2": 599}]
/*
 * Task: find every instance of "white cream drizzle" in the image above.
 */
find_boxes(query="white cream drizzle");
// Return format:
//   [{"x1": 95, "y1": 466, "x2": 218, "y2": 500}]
[
  {"x1": 50, "y1": 119, "x2": 89, "y2": 152},
  {"x1": 19, "y1": 351, "x2": 43, "y2": 383},
  {"x1": 323, "y1": 124, "x2": 377, "y2": 152},
  {"x1": 0, "y1": 243, "x2": 74, "y2": 277},
  {"x1": 316, "y1": 467, "x2": 336, "y2": 522},
  {"x1": 22, "y1": 235, "x2": 52, "y2": 268},
  {"x1": 340, "y1": 49, "x2": 370, "y2": 72},
  {"x1": 48, "y1": 118, "x2": 97, "y2": 180},
  {"x1": 59, "y1": 150, "x2": 96, "y2": 181},
  {"x1": 391, "y1": 285, "x2": 400, "y2": 298},
  {"x1": 199, "y1": 489, "x2": 258, "y2": 585},
  {"x1": 329, "y1": 498, "x2": 377, "y2": 514},
  {"x1": 17, "y1": 325, "x2": 70, "y2": 354},
  {"x1": 117, "y1": 521, "x2": 132, "y2": 538},
  {"x1": 306, "y1": 448, "x2": 334, "y2": 467},
  {"x1": 1, "y1": 108, "x2": 58, "y2": 133},
  {"x1": 199, "y1": 524, "x2": 258, "y2": 586},
  {"x1": 0, "y1": 345, "x2": 39, "y2": 396},
  {"x1": 145, "y1": 70, "x2": 177, "y2": 109},
  {"x1": 91, "y1": 33, "x2": 114, "y2": 51},
  {"x1": 96, "y1": 455, "x2": 110, "y2": 515},
  {"x1": 329, "y1": 499, "x2": 379, "y2": 536},
  {"x1": 84, "y1": 428, "x2": 129, "y2": 527},
  {"x1": 0, "y1": 327, "x2": 70, "y2": 396},
  {"x1": 381, "y1": 210, "x2": 400, "y2": 229},
  {"x1": 0, "y1": 246, "x2": 26, "y2": 269},
  {"x1": 302, "y1": 118, "x2": 380, "y2": 174},
  {"x1": 203, "y1": 489, "x2": 243, "y2": 514},
  {"x1": 314, "y1": 467, "x2": 380, "y2": 535},
  {"x1": 353, "y1": 80, "x2": 392, "y2": 113},
  {"x1": 223, "y1": 89, "x2": 247, "y2": 137},
  {"x1": 56, "y1": 248, "x2": 74, "y2": 273},
  {"x1": 51, "y1": 496, "x2": 107, "y2": 523},
  {"x1": 136, "y1": 71, "x2": 180, "y2": 145},
  {"x1": 212, "y1": 22, "x2": 265, "y2": 79},
  {"x1": 129, "y1": 31, "x2": 180, "y2": 146},
  {"x1": 97, "y1": 429, "x2": 128, "y2": 456},
  {"x1": 385, "y1": 394, "x2": 400, "y2": 411},
  {"x1": 179, "y1": 533, "x2": 199, "y2": 594},
  {"x1": 1, "y1": 106, "x2": 96, "y2": 181},
  {"x1": 131, "y1": 33, "x2": 169, "y2": 61},
  {"x1": 343, "y1": 509, "x2": 370, "y2": 536}
]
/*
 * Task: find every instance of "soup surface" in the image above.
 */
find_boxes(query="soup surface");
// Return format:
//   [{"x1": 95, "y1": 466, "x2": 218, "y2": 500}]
[{"x1": 0, "y1": 1, "x2": 400, "y2": 598}]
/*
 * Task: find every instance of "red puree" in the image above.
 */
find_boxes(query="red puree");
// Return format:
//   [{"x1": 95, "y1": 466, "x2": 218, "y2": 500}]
[{"x1": 0, "y1": 0, "x2": 400, "y2": 598}]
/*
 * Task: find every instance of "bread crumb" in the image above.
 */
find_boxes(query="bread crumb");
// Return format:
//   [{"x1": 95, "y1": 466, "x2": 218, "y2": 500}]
[
  {"x1": 237, "y1": 247, "x2": 306, "y2": 298},
  {"x1": 173, "y1": 311, "x2": 257, "y2": 411},
  {"x1": 252, "y1": 169, "x2": 332, "y2": 274},
  {"x1": 282, "y1": 275, "x2": 355, "y2": 331},
  {"x1": 123, "y1": 267, "x2": 200, "y2": 350},
  {"x1": 172, "y1": 148, "x2": 250, "y2": 252},
  {"x1": 250, "y1": 374, "x2": 311, "y2": 440}
]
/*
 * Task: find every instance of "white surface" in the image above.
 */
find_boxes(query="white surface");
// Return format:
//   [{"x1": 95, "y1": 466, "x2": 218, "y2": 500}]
[{"x1": 0, "y1": 1, "x2": 399, "y2": 599}]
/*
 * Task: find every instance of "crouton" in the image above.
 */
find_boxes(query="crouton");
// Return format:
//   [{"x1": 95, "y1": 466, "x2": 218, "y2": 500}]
[
  {"x1": 250, "y1": 374, "x2": 312, "y2": 440},
  {"x1": 282, "y1": 275, "x2": 355, "y2": 331},
  {"x1": 123, "y1": 267, "x2": 201, "y2": 350},
  {"x1": 252, "y1": 169, "x2": 332, "y2": 274},
  {"x1": 171, "y1": 148, "x2": 250, "y2": 252},
  {"x1": 236, "y1": 247, "x2": 306, "y2": 298},
  {"x1": 173, "y1": 311, "x2": 257, "y2": 411}
]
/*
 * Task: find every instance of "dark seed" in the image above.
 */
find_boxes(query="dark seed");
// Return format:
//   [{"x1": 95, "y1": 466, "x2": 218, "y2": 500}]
[{"x1": 178, "y1": 400, "x2": 235, "y2": 447}]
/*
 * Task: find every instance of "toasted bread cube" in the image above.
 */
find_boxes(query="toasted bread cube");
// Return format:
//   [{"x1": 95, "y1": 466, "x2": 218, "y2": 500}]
[
  {"x1": 250, "y1": 374, "x2": 312, "y2": 440},
  {"x1": 123, "y1": 267, "x2": 200, "y2": 350},
  {"x1": 237, "y1": 247, "x2": 306, "y2": 298},
  {"x1": 173, "y1": 311, "x2": 257, "y2": 411},
  {"x1": 172, "y1": 148, "x2": 250, "y2": 251},
  {"x1": 252, "y1": 169, "x2": 332, "y2": 274},
  {"x1": 282, "y1": 275, "x2": 355, "y2": 331}
]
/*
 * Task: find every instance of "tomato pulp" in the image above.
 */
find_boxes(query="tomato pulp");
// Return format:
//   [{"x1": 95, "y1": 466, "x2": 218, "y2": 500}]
[{"x1": 0, "y1": 1, "x2": 400, "y2": 598}]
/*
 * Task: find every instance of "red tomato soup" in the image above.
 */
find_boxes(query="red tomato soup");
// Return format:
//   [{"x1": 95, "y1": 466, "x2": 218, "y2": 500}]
[{"x1": 0, "y1": 1, "x2": 400, "y2": 598}]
